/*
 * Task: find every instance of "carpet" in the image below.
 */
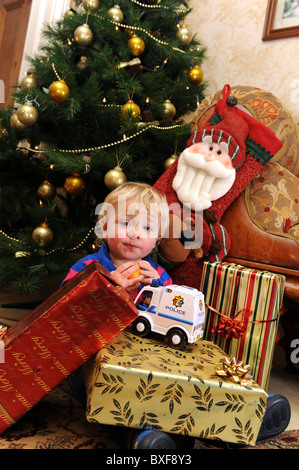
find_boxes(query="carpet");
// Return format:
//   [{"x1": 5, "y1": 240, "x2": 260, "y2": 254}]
[{"x1": 0, "y1": 381, "x2": 298, "y2": 450}]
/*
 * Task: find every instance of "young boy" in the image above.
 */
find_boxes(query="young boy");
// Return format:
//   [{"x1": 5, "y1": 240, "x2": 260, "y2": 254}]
[
  {"x1": 64, "y1": 182, "x2": 172, "y2": 407},
  {"x1": 61, "y1": 182, "x2": 172, "y2": 293}
]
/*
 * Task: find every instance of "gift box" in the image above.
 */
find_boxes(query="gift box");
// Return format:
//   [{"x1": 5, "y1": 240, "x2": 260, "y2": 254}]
[
  {"x1": 200, "y1": 261, "x2": 285, "y2": 390},
  {"x1": 0, "y1": 261, "x2": 138, "y2": 434},
  {"x1": 85, "y1": 330, "x2": 268, "y2": 447}
]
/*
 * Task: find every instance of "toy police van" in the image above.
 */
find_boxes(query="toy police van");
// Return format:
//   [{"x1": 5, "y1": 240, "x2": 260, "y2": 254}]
[{"x1": 132, "y1": 283, "x2": 205, "y2": 350}]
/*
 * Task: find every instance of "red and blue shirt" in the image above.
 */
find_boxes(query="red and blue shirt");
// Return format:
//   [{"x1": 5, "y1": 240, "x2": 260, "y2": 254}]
[{"x1": 61, "y1": 242, "x2": 172, "y2": 300}]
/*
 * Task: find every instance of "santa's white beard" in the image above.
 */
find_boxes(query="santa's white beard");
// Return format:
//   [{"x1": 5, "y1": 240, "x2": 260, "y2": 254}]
[{"x1": 172, "y1": 149, "x2": 236, "y2": 211}]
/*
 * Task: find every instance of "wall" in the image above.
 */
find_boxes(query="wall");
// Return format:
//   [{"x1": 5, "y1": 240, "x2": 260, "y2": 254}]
[{"x1": 188, "y1": 0, "x2": 299, "y2": 121}]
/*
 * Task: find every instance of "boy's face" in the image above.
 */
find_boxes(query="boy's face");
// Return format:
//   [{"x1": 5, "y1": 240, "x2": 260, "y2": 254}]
[{"x1": 105, "y1": 200, "x2": 160, "y2": 265}]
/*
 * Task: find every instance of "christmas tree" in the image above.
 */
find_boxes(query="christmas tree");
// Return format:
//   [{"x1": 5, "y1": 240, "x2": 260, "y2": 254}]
[{"x1": 0, "y1": 0, "x2": 206, "y2": 294}]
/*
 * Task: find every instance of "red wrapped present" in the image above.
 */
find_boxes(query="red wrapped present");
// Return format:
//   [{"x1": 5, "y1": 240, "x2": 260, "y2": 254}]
[
  {"x1": 200, "y1": 262, "x2": 285, "y2": 390},
  {"x1": 0, "y1": 261, "x2": 138, "y2": 434}
]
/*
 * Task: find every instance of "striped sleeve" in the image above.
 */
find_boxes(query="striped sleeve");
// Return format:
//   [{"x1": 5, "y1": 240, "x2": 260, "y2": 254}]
[
  {"x1": 61, "y1": 257, "x2": 99, "y2": 286},
  {"x1": 156, "y1": 265, "x2": 172, "y2": 286}
]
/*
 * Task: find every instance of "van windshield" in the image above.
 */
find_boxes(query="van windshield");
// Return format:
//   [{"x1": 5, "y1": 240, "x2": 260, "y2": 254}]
[{"x1": 136, "y1": 290, "x2": 153, "y2": 311}]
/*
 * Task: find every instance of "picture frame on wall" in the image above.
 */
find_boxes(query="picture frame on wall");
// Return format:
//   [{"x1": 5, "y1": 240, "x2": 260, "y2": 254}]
[{"x1": 263, "y1": 0, "x2": 299, "y2": 40}]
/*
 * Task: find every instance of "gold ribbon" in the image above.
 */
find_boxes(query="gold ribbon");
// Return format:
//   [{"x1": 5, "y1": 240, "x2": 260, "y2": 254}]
[
  {"x1": 119, "y1": 58, "x2": 141, "y2": 68},
  {"x1": 0, "y1": 403, "x2": 16, "y2": 426},
  {"x1": 216, "y1": 356, "x2": 253, "y2": 385}
]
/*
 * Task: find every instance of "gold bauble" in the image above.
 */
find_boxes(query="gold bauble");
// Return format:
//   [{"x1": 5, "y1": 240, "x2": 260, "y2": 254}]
[
  {"x1": 128, "y1": 34, "x2": 145, "y2": 56},
  {"x1": 65, "y1": 9, "x2": 75, "y2": 17},
  {"x1": 27, "y1": 66, "x2": 36, "y2": 75},
  {"x1": 37, "y1": 180, "x2": 56, "y2": 200},
  {"x1": 49, "y1": 80, "x2": 70, "y2": 103},
  {"x1": 187, "y1": 65, "x2": 204, "y2": 86},
  {"x1": 77, "y1": 56, "x2": 88, "y2": 70},
  {"x1": 161, "y1": 99, "x2": 176, "y2": 119},
  {"x1": 32, "y1": 222, "x2": 53, "y2": 247},
  {"x1": 176, "y1": 25, "x2": 192, "y2": 45},
  {"x1": 108, "y1": 5, "x2": 124, "y2": 22},
  {"x1": 82, "y1": 0, "x2": 100, "y2": 10},
  {"x1": 16, "y1": 102, "x2": 38, "y2": 126},
  {"x1": 121, "y1": 99, "x2": 141, "y2": 120},
  {"x1": 74, "y1": 24, "x2": 93, "y2": 46},
  {"x1": 104, "y1": 167, "x2": 126, "y2": 190},
  {"x1": 20, "y1": 75, "x2": 38, "y2": 90},
  {"x1": 10, "y1": 113, "x2": 27, "y2": 131},
  {"x1": 64, "y1": 173, "x2": 85, "y2": 196},
  {"x1": 164, "y1": 154, "x2": 177, "y2": 169}
]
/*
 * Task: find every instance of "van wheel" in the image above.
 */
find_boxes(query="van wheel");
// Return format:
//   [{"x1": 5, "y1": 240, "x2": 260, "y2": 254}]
[
  {"x1": 129, "y1": 430, "x2": 178, "y2": 449},
  {"x1": 131, "y1": 317, "x2": 151, "y2": 337},
  {"x1": 167, "y1": 328, "x2": 187, "y2": 350}
]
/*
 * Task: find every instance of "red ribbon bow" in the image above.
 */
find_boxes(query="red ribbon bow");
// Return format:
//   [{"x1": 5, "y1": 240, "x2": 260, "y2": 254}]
[
  {"x1": 207, "y1": 305, "x2": 252, "y2": 340},
  {"x1": 206, "y1": 304, "x2": 279, "y2": 341},
  {"x1": 212, "y1": 316, "x2": 247, "y2": 340}
]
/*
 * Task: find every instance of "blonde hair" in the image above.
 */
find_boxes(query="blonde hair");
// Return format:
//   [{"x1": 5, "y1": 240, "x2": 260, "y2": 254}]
[{"x1": 97, "y1": 182, "x2": 169, "y2": 239}]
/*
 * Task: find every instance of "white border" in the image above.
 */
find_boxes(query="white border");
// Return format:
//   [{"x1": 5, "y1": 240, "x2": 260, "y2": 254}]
[{"x1": 18, "y1": 0, "x2": 71, "y2": 81}]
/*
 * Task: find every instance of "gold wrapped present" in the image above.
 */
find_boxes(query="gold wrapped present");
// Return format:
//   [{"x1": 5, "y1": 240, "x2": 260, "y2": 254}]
[{"x1": 85, "y1": 330, "x2": 268, "y2": 446}]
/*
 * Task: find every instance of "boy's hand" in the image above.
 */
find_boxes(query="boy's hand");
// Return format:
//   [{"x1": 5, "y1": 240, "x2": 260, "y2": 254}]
[
  {"x1": 138, "y1": 260, "x2": 160, "y2": 286},
  {"x1": 110, "y1": 262, "x2": 143, "y2": 292}
]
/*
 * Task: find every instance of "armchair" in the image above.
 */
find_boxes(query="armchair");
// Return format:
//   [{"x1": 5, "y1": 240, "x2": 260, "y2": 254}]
[{"x1": 190, "y1": 85, "x2": 299, "y2": 372}]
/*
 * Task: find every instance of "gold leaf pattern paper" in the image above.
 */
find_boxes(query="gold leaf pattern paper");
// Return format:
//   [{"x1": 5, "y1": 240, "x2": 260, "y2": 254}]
[{"x1": 85, "y1": 331, "x2": 267, "y2": 446}]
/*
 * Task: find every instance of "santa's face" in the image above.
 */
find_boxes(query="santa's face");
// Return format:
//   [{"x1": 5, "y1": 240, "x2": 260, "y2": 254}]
[{"x1": 172, "y1": 140, "x2": 236, "y2": 211}]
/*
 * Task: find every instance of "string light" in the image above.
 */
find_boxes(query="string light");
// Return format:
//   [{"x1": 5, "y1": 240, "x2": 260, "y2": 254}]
[
  {"x1": 94, "y1": 13, "x2": 186, "y2": 54},
  {"x1": 45, "y1": 228, "x2": 94, "y2": 254},
  {"x1": 131, "y1": 0, "x2": 163, "y2": 9},
  {"x1": 52, "y1": 63, "x2": 61, "y2": 81},
  {"x1": 99, "y1": 103, "x2": 122, "y2": 108},
  {"x1": 18, "y1": 123, "x2": 184, "y2": 155},
  {"x1": 0, "y1": 229, "x2": 19, "y2": 243},
  {"x1": 130, "y1": 0, "x2": 190, "y2": 14},
  {"x1": 0, "y1": 227, "x2": 94, "y2": 254}
]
